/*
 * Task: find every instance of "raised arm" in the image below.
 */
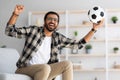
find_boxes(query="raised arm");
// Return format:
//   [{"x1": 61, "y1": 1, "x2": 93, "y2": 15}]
[
  {"x1": 84, "y1": 19, "x2": 104, "y2": 43},
  {"x1": 8, "y1": 5, "x2": 24, "y2": 25},
  {"x1": 5, "y1": 5, "x2": 31, "y2": 38}
]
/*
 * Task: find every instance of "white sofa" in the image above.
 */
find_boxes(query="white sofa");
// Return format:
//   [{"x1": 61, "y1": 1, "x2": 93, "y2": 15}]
[{"x1": 0, "y1": 48, "x2": 32, "y2": 80}]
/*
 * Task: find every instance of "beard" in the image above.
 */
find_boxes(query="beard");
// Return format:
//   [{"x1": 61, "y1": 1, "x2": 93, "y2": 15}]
[{"x1": 44, "y1": 22, "x2": 57, "y2": 32}]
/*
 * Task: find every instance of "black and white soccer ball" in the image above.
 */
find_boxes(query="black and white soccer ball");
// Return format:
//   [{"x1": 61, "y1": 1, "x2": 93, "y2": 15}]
[{"x1": 88, "y1": 6, "x2": 105, "y2": 24}]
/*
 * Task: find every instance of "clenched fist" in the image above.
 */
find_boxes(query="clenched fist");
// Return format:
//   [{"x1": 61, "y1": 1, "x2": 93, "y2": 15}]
[{"x1": 13, "y1": 5, "x2": 24, "y2": 16}]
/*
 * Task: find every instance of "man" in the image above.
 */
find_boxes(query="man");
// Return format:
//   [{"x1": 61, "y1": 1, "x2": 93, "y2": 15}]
[{"x1": 5, "y1": 5, "x2": 104, "y2": 80}]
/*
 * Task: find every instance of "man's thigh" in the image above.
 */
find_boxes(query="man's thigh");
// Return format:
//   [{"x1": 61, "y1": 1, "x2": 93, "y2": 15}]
[
  {"x1": 15, "y1": 64, "x2": 49, "y2": 77},
  {"x1": 48, "y1": 60, "x2": 72, "y2": 79}
]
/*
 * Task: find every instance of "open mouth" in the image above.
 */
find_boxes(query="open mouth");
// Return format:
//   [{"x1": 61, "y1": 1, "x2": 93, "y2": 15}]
[{"x1": 48, "y1": 23, "x2": 55, "y2": 28}]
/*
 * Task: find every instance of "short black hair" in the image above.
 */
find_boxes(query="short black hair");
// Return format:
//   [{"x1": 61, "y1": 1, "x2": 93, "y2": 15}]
[{"x1": 44, "y1": 11, "x2": 60, "y2": 23}]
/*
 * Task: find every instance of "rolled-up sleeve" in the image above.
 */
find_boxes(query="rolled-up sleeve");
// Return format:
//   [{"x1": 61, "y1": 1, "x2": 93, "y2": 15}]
[
  {"x1": 5, "y1": 24, "x2": 30, "y2": 38},
  {"x1": 60, "y1": 34, "x2": 86, "y2": 49}
]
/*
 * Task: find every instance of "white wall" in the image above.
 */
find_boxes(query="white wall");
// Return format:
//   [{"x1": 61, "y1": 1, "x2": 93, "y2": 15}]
[{"x1": 0, "y1": 0, "x2": 120, "y2": 53}]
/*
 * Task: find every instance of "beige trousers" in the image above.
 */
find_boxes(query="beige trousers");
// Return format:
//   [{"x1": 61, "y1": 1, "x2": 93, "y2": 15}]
[{"x1": 15, "y1": 61, "x2": 73, "y2": 80}]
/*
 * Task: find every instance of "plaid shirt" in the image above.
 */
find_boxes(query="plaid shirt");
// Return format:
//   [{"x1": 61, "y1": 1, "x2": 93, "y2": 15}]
[{"x1": 5, "y1": 25, "x2": 86, "y2": 68}]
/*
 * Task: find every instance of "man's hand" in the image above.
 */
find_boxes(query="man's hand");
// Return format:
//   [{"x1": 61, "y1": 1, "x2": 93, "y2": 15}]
[
  {"x1": 7, "y1": 5, "x2": 24, "y2": 25},
  {"x1": 13, "y1": 5, "x2": 24, "y2": 16},
  {"x1": 93, "y1": 19, "x2": 104, "y2": 30}
]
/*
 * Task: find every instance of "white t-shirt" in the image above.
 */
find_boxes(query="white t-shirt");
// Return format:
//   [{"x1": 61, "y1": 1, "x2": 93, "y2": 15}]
[{"x1": 28, "y1": 36, "x2": 51, "y2": 65}]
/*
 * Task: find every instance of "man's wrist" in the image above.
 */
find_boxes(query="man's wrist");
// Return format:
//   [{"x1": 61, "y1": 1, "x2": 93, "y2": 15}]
[
  {"x1": 91, "y1": 28, "x2": 97, "y2": 33},
  {"x1": 12, "y1": 12, "x2": 19, "y2": 16}
]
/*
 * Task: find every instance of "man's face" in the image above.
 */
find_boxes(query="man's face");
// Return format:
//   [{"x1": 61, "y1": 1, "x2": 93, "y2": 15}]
[{"x1": 44, "y1": 14, "x2": 59, "y2": 32}]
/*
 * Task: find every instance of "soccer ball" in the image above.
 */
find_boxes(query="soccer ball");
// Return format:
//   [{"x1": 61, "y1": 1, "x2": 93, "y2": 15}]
[{"x1": 88, "y1": 6, "x2": 105, "y2": 24}]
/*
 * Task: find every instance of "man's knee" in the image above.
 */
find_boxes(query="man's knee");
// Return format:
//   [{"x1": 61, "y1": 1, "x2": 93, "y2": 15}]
[
  {"x1": 41, "y1": 64, "x2": 51, "y2": 73},
  {"x1": 63, "y1": 61, "x2": 73, "y2": 69}
]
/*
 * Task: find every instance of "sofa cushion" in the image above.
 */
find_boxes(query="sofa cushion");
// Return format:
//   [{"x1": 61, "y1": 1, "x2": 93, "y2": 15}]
[
  {"x1": 0, "y1": 48, "x2": 19, "y2": 73},
  {"x1": 0, "y1": 73, "x2": 32, "y2": 80},
  {"x1": 0, "y1": 48, "x2": 32, "y2": 80}
]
